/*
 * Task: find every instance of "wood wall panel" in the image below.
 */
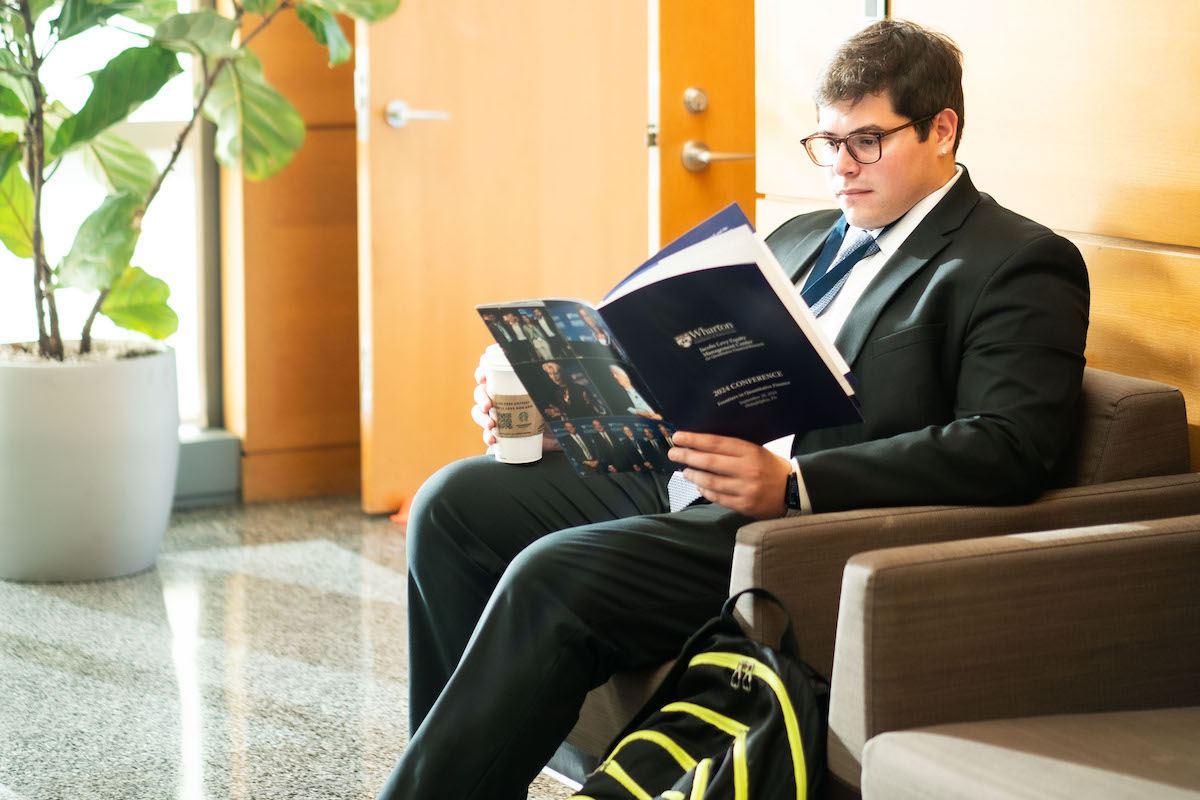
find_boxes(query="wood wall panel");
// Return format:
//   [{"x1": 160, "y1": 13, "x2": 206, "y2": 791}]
[
  {"x1": 756, "y1": 0, "x2": 866, "y2": 204},
  {"x1": 222, "y1": 18, "x2": 361, "y2": 502},
  {"x1": 242, "y1": 444, "x2": 361, "y2": 502},
  {"x1": 1072, "y1": 239, "x2": 1200, "y2": 470},
  {"x1": 892, "y1": 0, "x2": 1200, "y2": 248},
  {"x1": 238, "y1": 9, "x2": 356, "y2": 127}
]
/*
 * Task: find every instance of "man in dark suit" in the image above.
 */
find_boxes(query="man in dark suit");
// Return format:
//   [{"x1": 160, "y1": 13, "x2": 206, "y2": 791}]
[
  {"x1": 378, "y1": 20, "x2": 1088, "y2": 800},
  {"x1": 559, "y1": 420, "x2": 606, "y2": 474},
  {"x1": 586, "y1": 418, "x2": 621, "y2": 473},
  {"x1": 640, "y1": 425, "x2": 673, "y2": 472},
  {"x1": 614, "y1": 424, "x2": 648, "y2": 472}
]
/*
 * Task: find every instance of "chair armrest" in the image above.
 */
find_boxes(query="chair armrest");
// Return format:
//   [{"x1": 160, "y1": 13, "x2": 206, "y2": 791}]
[
  {"x1": 730, "y1": 471, "x2": 1200, "y2": 679},
  {"x1": 827, "y1": 515, "x2": 1200, "y2": 790}
]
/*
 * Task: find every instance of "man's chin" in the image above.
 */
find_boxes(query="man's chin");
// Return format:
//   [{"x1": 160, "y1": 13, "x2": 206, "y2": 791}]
[{"x1": 841, "y1": 208, "x2": 880, "y2": 230}]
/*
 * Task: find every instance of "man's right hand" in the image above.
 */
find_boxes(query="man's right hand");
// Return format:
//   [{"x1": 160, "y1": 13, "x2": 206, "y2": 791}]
[{"x1": 471, "y1": 358, "x2": 498, "y2": 449}]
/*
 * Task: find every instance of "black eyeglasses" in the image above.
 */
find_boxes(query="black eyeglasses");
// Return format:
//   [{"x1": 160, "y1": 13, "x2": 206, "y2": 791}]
[{"x1": 800, "y1": 113, "x2": 938, "y2": 166}]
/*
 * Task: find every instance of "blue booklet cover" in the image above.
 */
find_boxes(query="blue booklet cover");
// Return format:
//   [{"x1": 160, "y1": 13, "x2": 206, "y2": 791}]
[{"x1": 478, "y1": 203, "x2": 860, "y2": 477}]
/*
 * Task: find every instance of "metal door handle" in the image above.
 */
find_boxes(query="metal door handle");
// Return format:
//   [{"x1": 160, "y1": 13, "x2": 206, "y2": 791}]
[
  {"x1": 681, "y1": 140, "x2": 755, "y2": 173},
  {"x1": 385, "y1": 100, "x2": 451, "y2": 129}
]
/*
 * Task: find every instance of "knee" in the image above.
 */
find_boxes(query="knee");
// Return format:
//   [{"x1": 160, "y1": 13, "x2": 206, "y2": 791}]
[
  {"x1": 494, "y1": 531, "x2": 591, "y2": 613},
  {"x1": 405, "y1": 456, "x2": 494, "y2": 570}
]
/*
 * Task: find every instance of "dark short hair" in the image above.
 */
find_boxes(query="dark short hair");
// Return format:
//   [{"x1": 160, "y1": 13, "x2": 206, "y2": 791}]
[{"x1": 813, "y1": 19, "x2": 964, "y2": 152}]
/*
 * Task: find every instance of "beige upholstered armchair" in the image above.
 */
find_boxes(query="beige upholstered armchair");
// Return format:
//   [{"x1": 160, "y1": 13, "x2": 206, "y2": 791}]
[
  {"x1": 850, "y1": 515, "x2": 1200, "y2": 798},
  {"x1": 552, "y1": 367, "x2": 1200, "y2": 794}
]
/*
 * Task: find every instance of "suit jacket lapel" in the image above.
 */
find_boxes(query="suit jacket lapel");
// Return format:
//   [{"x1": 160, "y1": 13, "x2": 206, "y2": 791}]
[
  {"x1": 834, "y1": 168, "x2": 982, "y2": 364},
  {"x1": 766, "y1": 208, "x2": 842, "y2": 283}
]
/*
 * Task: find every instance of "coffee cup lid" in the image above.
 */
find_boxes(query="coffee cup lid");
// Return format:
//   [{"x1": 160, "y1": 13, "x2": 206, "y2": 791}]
[{"x1": 483, "y1": 343, "x2": 511, "y2": 368}]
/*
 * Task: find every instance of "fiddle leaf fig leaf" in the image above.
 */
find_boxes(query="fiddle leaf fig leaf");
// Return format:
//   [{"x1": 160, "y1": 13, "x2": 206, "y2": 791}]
[
  {"x1": 54, "y1": 0, "x2": 141, "y2": 41},
  {"x1": 307, "y1": 0, "x2": 401, "y2": 23},
  {"x1": 117, "y1": 0, "x2": 179, "y2": 28},
  {"x1": 57, "y1": 192, "x2": 143, "y2": 292},
  {"x1": 0, "y1": 86, "x2": 27, "y2": 118},
  {"x1": 0, "y1": 155, "x2": 33, "y2": 259},
  {"x1": 153, "y1": 11, "x2": 241, "y2": 59},
  {"x1": 82, "y1": 130, "x2": 158, "y2": 200},
  {"x1": 101, "y1": 266, "x2": 179, "y2": 339},
  {"x1": 203, "y1": 52, "x2": 305, "y2": 180},
  {"x1": 51, "y1": 46, "x2": 183, "y2": 159},
  {"x1": 295, "y1": 4, "x2": 352, "y2": 66},
  {"x1": 0, "y1": 49, "x2": 34, "y2": 113},
  {"x1": 0, "y1": 132, "x2": 22, "y2": 180}
]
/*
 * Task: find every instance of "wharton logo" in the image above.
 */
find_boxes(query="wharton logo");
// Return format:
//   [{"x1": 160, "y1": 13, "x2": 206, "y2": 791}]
[{"x1": 674, "y1": 322, "x2": 735, "y2": 349}]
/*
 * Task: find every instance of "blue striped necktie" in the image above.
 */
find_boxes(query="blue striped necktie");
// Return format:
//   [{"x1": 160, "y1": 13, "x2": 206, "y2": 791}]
[{"x1": 801, "y1": 227, "x2": 880, "y2": 316}]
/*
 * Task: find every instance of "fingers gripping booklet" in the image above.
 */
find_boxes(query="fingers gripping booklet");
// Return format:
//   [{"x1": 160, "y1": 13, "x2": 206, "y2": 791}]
[{"x1": 477, "y1": 204, "x2": 861, "y2": 478}]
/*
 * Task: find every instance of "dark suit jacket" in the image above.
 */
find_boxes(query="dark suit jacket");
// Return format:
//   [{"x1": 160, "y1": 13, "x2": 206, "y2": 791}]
[
  {"x1": 765, "y1": 167, "x2": 1090, "y2": 512},
  {"x1": 563, "y1": 432, "x2": 606, "y2": 474}
]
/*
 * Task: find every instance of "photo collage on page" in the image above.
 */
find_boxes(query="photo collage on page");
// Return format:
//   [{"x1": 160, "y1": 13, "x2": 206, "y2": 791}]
[{"x1": 477, "y1": 300, "x2": 677, "y2": 477}]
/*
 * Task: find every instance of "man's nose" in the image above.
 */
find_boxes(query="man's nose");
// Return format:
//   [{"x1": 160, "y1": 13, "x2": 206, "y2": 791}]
[{"x1": 832, "y1": 141, "x2": 860, "y2": 176}]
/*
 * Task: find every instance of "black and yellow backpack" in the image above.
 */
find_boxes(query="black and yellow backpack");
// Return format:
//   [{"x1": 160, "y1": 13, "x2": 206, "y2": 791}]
[{"x1": 571, "y1": 587, "x2": 829, "y2": 800}]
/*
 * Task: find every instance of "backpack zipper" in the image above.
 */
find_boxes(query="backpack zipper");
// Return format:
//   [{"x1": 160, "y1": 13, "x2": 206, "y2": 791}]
[{"x1": 688, "y1": 651, "x2": 808, "y2": 800}]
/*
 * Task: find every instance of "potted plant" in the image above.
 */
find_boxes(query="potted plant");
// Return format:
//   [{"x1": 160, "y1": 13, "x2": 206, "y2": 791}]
[{"x1": 0, "y1": 0, "x2": 399, "y2": 580}]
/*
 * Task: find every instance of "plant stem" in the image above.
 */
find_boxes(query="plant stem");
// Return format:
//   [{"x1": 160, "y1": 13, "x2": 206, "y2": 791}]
[
  {"x1": 80, "y1": 289, "x2": 107, "y2": 353},
  {"x1": 138, "y1": 0, "x2": 293, "y2": 221},
  {"x1": 241, "y1": 0, "x2": 293, "y2": 48},
  {"x1": 19, "y1": 0, "x2": 60, "y2": 359},
  {"x1": 91, "y1": 1, "x2": 294, "y2": 347}
]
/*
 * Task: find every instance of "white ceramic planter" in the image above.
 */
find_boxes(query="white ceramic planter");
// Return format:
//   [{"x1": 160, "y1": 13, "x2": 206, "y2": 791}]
[{"x1": 0, "y1": 345, "x2": 180, "y2": 581}]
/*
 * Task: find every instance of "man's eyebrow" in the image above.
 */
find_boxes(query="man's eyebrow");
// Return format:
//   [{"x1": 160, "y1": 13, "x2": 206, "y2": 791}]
[{"x1": 813, "y1": 124, "x2": 887, "y2": 136}]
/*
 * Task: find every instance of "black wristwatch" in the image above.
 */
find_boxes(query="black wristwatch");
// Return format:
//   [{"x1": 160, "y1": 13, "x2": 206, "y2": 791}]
[{"x1": 784, "y1": 470, "x2": 803, "y2": 511}]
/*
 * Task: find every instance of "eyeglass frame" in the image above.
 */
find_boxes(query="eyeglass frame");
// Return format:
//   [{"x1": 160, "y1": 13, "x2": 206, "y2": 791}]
[{"x1": 799, "y1": 112, "x2": 940, "y2": 167}]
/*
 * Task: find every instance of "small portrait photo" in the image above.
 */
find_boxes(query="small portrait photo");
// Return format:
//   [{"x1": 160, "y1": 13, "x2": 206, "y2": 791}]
[
  {"x1": 526, "y1": 306, "x2": 572, "y2": 358},
  {"x1": 635, "y1": 422, "x2": 676, "y2": 472},
  {"x1": 479, "y1": 307, "x2": 540, "y2": 365},
  {"x1": 550, "y1": 419, "x2": 609, "y2": 477},
  {"x1": 655, "y1": 421, "x2": 677, "y2": 449},
  {"x1": 582, "y1": 417, "x2": 661, "y2": 474},
  {"x1": 516, "y1": 359, "x2": 609, "y2": 422},
  {"x1": 592, "y1": 362, "x2": 663, "y2": 421},
  {"x1": 510, "y1": 305, "x2": 568, "y2": 362},
  {"x1": 546, "y1": 302, "x2": 623, "y2": 359}
]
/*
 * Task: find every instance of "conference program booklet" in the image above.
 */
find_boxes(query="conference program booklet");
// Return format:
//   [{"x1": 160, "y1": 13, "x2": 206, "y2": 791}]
[{"x1": 476, "y1": 204, "x2": 861, "y2": 477}]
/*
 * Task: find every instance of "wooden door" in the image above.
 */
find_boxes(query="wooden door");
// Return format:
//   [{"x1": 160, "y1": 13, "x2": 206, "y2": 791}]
[
  {"x1": 356, "y1": 3, "x2": 651, "y2": 513},
  {"x1": 657, "y1": 0, "x2": 756, "y2": 244}
]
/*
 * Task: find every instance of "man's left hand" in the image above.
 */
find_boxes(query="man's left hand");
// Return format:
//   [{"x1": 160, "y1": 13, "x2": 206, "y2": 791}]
[{"x1": 668, "y1": 431, "x2": 792, "y2": 519}]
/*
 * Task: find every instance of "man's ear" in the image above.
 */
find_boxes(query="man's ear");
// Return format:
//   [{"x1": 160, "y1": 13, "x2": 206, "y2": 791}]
[{"x1": 933, "y1": 107, "x2": 959, "y2": 154}]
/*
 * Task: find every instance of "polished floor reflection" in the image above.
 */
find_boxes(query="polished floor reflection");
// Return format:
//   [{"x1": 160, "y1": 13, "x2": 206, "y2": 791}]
[{"x1": 0, "y1": 496, "x2": 574, "y2": 800}]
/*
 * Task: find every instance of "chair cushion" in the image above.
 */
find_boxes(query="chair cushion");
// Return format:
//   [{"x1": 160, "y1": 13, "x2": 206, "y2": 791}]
[
  {"x1": 861, "y1": 706, "x2": 1200, "y2": 799},
  {"x1": 1052, "y1": 367, "x2": 1189, "y2": 487}
]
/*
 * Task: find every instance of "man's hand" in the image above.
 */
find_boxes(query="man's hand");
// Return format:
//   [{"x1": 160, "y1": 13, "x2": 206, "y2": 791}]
[
  {"x1": 668, "y1": 431, "x2": 792, "y2": 519},
  {"x1": 471, "y1": 355, "x2": 558, "y2": 453}
]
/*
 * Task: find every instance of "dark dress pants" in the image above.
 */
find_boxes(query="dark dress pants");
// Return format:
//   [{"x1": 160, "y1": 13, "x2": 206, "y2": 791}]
[{"x1": 376, "y1": 453, "x2": 752, "y2": 800}]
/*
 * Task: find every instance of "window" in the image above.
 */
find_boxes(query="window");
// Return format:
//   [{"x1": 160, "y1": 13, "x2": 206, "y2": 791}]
[{"x1": 0, "y1": 7, "x2": 215, "y2": 426}]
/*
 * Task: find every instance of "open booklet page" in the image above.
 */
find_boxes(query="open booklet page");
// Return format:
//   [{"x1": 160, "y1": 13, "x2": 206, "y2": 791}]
[
  {"x1": 477, "y1": 301, "x2": 678, "y2": 478},
  {"x1": 477, "y1": 203, "x2": 861, "y2": 476},
  {"x1": 596, "y1": 226, "x2": 861, "y2": 445}
]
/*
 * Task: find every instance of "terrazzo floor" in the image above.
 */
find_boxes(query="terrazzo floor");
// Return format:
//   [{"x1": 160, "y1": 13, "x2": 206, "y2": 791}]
[{"x1": 0, "y1": 496, "x2": 576, "y2": 800}]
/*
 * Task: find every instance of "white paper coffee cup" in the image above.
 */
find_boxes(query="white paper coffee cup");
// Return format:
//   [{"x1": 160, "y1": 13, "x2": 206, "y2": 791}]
[{"x1": 482, "y1": 344, "x2": 544, "y2": 464}]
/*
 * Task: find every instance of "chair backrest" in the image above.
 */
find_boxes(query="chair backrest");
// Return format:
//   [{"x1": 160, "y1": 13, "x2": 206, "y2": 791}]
[{"x1": 1051, "y1": 367, "x2": 1189, "y2": 487}]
